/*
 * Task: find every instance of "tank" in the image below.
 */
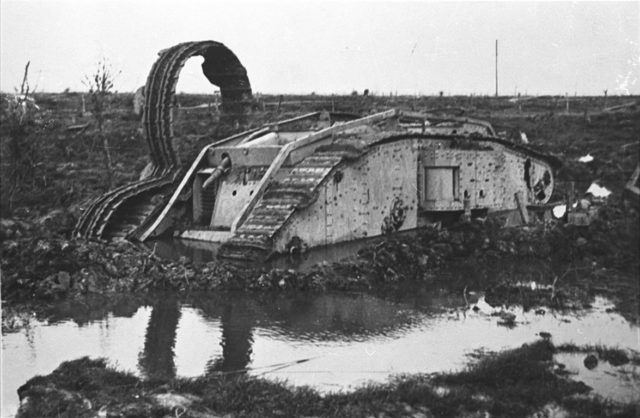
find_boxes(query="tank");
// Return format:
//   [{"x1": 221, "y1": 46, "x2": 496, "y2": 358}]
[
  {"x1": 75, "y1": 41, "x2": 560, "y2": 261},
  {"x1": 137, "y1": 109, "x2": 557, "y2": 260}
]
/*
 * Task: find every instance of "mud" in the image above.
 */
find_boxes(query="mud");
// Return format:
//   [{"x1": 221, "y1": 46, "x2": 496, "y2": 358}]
[
  {"x1": 2, "y1": 93, "x2": 639, "y2": 416},
  {"x1": 13, "y1": 339, "x2": 639, "y2": 418},
  {"x1": 2, "y1": 199, "x2": 637, "y2": 326},
  {"x1": 4, "y1": 290, "x2": 638, "y2": 414}
]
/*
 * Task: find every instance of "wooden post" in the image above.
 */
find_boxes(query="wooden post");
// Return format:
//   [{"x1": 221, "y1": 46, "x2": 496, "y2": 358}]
[
  {"x1": 515, "y1": 191, "x2": 529, "y2": 225},
  {"x1": 567, "y1": 181, "x2": 575, "y2": 213}
]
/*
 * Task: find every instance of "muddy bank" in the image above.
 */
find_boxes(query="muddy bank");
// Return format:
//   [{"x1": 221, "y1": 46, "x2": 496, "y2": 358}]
[
  {"x1": 3, "y1": 96, "x2": 639, "y2": 417},
  {"x1": 5, "y1": 288, "x2": 638, "y2": 416},
  {"x1": 2, "y1": 96, "x2": 637, "y2": 312},
  {"x1": 14, "y1": 339, "x2": 638, "y2": 418},
  {"x1": 2, "y1": 199, "x2": 638, "y2": 325}
]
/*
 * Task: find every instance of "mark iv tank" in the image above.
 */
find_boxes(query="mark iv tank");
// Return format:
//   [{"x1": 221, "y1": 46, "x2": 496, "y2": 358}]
[
  {"x1": 138, "y1": 109, "x2": 559, "y2": 260},
  {"x1": 74, "y1": 41, "x2": 560, "y2": 261}
]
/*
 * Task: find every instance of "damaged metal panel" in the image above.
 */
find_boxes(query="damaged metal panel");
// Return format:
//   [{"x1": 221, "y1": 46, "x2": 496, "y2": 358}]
[
  {"x1": 73, "y1": 38, "x2": 559, "y2": 262},
  {"x1": 143, "y1": 109, "x2": 558, "y2": 261},
  {"x1": 210, "y1": 168, "x2": 266, "y2": 229},
  {"x1": 274, "y1": 141, "x2": 418, "y2": 251},
  {"x1": 72, "y1": 39, "x2": 563, "y2": 265}
]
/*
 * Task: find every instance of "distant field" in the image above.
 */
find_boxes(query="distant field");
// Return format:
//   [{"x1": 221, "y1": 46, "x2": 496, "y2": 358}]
[{"x1": 1, "y1": 92, "x2": 638, "y2": 218}]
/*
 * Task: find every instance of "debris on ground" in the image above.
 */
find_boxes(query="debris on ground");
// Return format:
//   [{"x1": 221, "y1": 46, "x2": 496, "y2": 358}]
[
  {"x1": 2, "y1": 198, "x2": 637, "y2": 325},
  {"x1": 2, "y1": 94, "x2": 638, "y2": 418},
  {"x1": 553, "y1": 204, "x2": 567, "y2": 218},
  {"x1": 578, "y1": 154, "x2": 594, "y2": 163},
  {"x1": 586, "y1": 182, "x2": 612, "y2": 199}
]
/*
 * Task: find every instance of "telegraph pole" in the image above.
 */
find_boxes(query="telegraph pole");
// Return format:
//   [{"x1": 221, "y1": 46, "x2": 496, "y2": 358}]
[{"x1": 495, "y1": 39, "x2": 498, "y2": 97}]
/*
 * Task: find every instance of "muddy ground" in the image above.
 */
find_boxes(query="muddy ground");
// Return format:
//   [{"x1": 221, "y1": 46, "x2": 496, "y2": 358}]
[
  {"x1": 13, "y1": 339, "x2": 639, "y2": 418},
  {"x1": 1, "y1": 93, "x2": 639, "y2": 417}
]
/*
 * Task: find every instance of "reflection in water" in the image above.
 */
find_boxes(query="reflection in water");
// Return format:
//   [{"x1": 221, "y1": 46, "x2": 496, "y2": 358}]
[
  {"x1": 555, "y1": 353, "x2": 640, "y2": 404},
  {"x1": 139, "y1": 297, "x2": 181, "y2": 379},
  {"x1": 2, "y1": 291, "x2": 639, "y2": 418},
  {"x1": 2, "y1": 306, "x2": 151, "y2": 418},
  {"x1": 257, "y1": 293, "x2": 420, "y2": 341},
  {"x1": 207, "y1": 301, "x2": 254, "y2": 373}
]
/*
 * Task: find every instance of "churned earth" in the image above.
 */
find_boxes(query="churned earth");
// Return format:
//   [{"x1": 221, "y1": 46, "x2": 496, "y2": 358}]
[{"x1": 2, "y1": 93, "x2": 639, "y2": 417}]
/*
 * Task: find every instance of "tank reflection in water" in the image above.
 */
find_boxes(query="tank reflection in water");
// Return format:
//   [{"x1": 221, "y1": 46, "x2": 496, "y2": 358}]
[
  {"x1": 139, "y1": 296, "x2": 181, "y2": 379},
  {"x1": 2, "y1": 291, "x2": 639, "y2": 417}
]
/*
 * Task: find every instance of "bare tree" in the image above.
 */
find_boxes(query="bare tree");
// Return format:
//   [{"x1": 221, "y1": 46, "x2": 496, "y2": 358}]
[
  {"x1": 1, "y1": 61, "x2": 40, "y2": 214},
  {"x1": 83, "y1": 58, "x2": 120, "y2": 190}
]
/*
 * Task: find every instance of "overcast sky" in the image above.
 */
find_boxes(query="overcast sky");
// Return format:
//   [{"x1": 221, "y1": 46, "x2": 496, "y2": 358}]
[{"x1": 1, "y1": 1, "x2": 638, "y2": 95}]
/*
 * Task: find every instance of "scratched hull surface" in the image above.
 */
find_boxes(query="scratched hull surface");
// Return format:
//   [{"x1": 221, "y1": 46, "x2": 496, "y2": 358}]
[
  {"x1": 141, "y1": 110, "x2": 557, "y2": 260},
  {"x1": 74, "y1": 41, "x2": 558, "y2": 261}
]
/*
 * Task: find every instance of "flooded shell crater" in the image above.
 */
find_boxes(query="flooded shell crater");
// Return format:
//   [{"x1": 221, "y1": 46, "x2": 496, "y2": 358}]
[{"x1": 3, "y1": 288, "x2": 638, "y2": 417}]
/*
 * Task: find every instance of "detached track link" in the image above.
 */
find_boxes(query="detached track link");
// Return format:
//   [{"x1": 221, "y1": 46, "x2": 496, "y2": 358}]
[
  {"x1": 75, "y1": 43, "x2": 207, "y2": 239},
  {"x1": 142, "y1": 43, "x2": 173, "y2": 172},
  {"x1": 146, "y1": 41, "x2": 251, "y2": 171},
  {"x1": 72, "y1": 170, "x2": 173, "y2": 238},
  {"x1": 74, "y1": 43, "x2": 187, "y2": 239},
  {"x1": 73, "y1": 189, "x2": 117, "y2": 237},
  {"x1": 75, "y1": 175, "x2": 172, "y2": 239},
  {"x1": 75, "y1": 40, "x2": 252, "y2": 240},
  {"x1": 73, "y1": 178, "x2": 155, "y2": 238},
  {"x1": 90, "y1": 176, "x2": 174, "y2": 238},
  {"x1": 103, "y1": 192, "x2": 168, "y2": 240},
  {"x1": 218, "y1": 151, "x2": 351, "y2": 260}
]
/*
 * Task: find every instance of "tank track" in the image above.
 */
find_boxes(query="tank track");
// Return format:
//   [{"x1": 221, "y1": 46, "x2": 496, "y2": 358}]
[
  {"x1": 73, "y1": 41, "x2": 251, "y2": 240},
  {"x1": 218, "y1": 149, "x2": 355, "y2": 260}
]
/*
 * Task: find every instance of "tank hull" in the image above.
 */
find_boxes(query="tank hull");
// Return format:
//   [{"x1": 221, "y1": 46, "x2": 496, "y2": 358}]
[
  {"x1": 268, "y1": 136, "x2": 554, "y2": 253},
  {"x1": 140, "y1": 110, "x2": 558, "y2": 260},
  {"x1": 74, "y1": 41, "x2": 558, "y2": 263}
]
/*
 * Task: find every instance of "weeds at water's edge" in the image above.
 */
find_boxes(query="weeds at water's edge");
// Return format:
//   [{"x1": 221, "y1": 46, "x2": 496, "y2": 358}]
[
  {"x1": 15, "y1": 340, "x2": 639, "y2": 418},
  {"x1": 555, "y1": 343, "x2": 638, "y2": 366},
  {"x1": 2, "y1": 200, "x2": 638, "y2": 326}
]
